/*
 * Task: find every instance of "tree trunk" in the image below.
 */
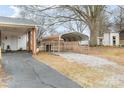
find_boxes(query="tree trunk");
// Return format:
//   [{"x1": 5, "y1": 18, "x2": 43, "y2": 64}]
[
  {"x1": 90, "y1": 30, "x2": 97, "y2": 46},
  {"x1": 89, "y1": 22, "x2": 98, "y2": 46}
]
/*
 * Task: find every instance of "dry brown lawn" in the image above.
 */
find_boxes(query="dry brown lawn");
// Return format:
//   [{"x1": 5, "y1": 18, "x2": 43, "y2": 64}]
[
  {"x1": 34, "y1": 49, "x2": 124, "y2": 87},
  {"x1": 88, "y1": 47, "x2": 124, "y2": 66},
  {"x1": 0, "y1": 66, "x2": 7, "y2": 88},
  {"x1": 34, "y1": 53, "x2": 104, "y2": 87}
]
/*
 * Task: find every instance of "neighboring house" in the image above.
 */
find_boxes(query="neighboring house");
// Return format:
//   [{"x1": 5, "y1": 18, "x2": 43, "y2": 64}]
[
  {"x1": 40, "y1": 32, "x2": 89, "y2": 53},
  {"x1": 97, "y1": 30, "x2": 124, "y2": 46},
  {"x1": 0, "y1": 16, "x2": 37, "y2": 54},
  {"x1": 97, "y1": 32, "x2": 120, "y2": 46},
  {"x1": 120, "y1": 30, "x2": 124, "y2": 46}
]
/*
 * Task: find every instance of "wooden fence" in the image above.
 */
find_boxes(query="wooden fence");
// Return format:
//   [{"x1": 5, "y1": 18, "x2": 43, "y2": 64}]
[{"x1": 41, "y1": 41, "x2": 89, "y2": 54}]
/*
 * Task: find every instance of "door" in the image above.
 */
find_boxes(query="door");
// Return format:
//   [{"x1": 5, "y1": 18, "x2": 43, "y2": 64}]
[
  {"x1": 113, "y1": 36, "x2": 116, "y2": 46},
  {"x1": 46, "y1": 45, "x2": 51, "y2": 52},
  {"x1": 99, "y1": 38, "x2": 103, "y2": 45}
]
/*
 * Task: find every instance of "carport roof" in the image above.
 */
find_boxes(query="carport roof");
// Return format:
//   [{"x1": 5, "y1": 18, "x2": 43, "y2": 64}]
[
  {"x1": 0, "y1": 16, "x2": 36, "y2": 26},
  {"x1": 61, "y1": 32, "x2": 89, "y2": 41}
]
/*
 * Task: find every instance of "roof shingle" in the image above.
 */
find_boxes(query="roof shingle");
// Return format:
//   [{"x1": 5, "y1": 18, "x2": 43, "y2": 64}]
[{"x1": 0, "y1": 16, "x2": 36, "y2": 26}]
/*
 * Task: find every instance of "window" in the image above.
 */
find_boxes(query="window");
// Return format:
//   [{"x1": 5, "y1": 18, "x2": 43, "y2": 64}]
[
  {"x1": 5, "y1": 36, "x2": 7, "y2": 40},
  {"x1": 113, "y1": 36, "x2": 116, "y2": 46},
  {"x1": 99, "y1": 38, "x2": 103, "y2": 45}
]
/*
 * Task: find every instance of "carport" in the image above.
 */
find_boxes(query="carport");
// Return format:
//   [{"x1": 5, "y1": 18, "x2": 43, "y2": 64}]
[
  {"x1": 61, "y1": 32, "x2": 88, "y2": 41},
  {"x1": 0, "y1": 16, "x2": 37, "y2": 59},
  {"x1": 61, "y1": 32, "x2": 89, "y2": 53}
]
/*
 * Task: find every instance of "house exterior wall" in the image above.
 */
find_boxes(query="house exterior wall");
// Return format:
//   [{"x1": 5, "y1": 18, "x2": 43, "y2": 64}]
[
  {"x1": 120, "y1": 31, "x2": 124, "y2": 45},
  {"x1": 2, "y1": 36, "x2": 18, "y2": 50},
  {"x1": 97, "y1": 33, "x2": 120, "y2": 46},
  {"x1": 2, "y1": 34, "x2": 27, "y2": 51},
  {"x1": 103, "y1": 33, "x2": 119, "y2": 46},
  {"x1": 18, "y1": 34, "x2": 28, "y2": 50},
  {"x1": 97, "y1": 37, "x2": 103, "y2": 45},
  {"x1": 102, "y1": 33, "x2": 110, "y2": 46},
  {"x1": 120, "y1": 40, "x2": 124, "y2": 45}
]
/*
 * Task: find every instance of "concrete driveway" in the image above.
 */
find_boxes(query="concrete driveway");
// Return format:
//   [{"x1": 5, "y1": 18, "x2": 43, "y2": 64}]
[{"x1": 2, "y1": 52, "x2": 81, "y2": 88}]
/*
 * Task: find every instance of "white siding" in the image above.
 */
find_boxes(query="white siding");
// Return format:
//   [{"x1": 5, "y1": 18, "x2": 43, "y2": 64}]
[
  {"x1": 97, "y1": 37, "x2": 103, "y2": 45},
  {"x1": 103, "y1": 33, "x2": 110, "y2": 46},
  {"x1": 2, "y1": 36, "x2": 18, "y2": 50},
  {"x1": 80, "y1": 40, "x2": 89, "y2": 45},
  {"x1": 103, "y1": 33, "x2": 119, "y2": 46},
  {"x1": 2, "y1": 34, "x2": 28, "y2": 51},
  {"x1": 18, "y1": 34, "x2": 27, "y2": 50}
]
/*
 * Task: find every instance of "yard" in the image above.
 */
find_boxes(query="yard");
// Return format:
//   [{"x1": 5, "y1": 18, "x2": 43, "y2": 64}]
[
  {"x1": 0, "y1": 66, "x2": 7, "y2": 87},
  {"x1": 34, "y1": 47, "x2": 124, "y2": 87},
  {"x1": 88, "y1": 47, "x2": 124, "y2": 66}
]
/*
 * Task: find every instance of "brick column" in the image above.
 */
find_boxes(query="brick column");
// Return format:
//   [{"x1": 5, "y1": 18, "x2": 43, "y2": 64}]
[
  {"x1": 0, "y1": 30, "x2": 1, "y2": 68},
  {"x1": 32, "y1": 28, "x2": 36, "y2": 55},
  {"x1": 28, "y1": 31, "x2": 31, "y2": 52},
  {"x1": 0, "y1": 30, "x2": 1, "y2": 59}
]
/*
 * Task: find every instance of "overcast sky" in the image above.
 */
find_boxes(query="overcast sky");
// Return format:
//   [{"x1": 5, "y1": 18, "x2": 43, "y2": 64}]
[
  {"x1": 0, "y1": 5, "x2": 19, "y2": 17},
  {"x1": 0, "y1": 5, "x2": 117, "y2": 36}
]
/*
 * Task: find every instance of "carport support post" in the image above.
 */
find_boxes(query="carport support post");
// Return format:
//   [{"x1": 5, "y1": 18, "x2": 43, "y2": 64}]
[
  {"x1": 0, "y1": 30, "x2": 1, "y2": 68},
  {"x1": 58, "y1": 35, "x2": 61, "y2": 52},
  {"x1": 28, "y1": 31, "x2": 31, "y2": 52},
  {"x1": 0, "y1": 30, "x2": 1, "y2": 60},
  {"x1": 32, "y1": 28, "x2": 36, "y2": 55}
]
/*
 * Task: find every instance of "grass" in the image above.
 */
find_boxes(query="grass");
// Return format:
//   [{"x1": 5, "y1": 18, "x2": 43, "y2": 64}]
[
  {"x1": 34, "y1": 52, "x2": 122, "y2": 87},
  {"x1": 0, "y1": 66, "x2": 7, "y2": 88},
  {"x1": 88, "y1": 47, "x2": 124, "y2": 66},
  {"x1": 33, "y1": 47, "x2": 124, "y2": 87}
]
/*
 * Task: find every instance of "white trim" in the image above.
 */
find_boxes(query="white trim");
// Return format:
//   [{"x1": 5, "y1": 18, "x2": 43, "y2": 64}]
[{"x1": 0, "y1": 22, "x2": 35, "y2": 27}]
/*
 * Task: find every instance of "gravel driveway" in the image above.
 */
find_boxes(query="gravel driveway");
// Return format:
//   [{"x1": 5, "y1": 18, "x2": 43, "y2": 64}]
[
  {"x1": 55, "y1": 52, "x2": 118, "y2": 67},
  {"x1": 54, "y1": 52, "x2": 124, "y2": 87},
  {"x1": 2, "y1": 52, "x2": 81, "y2": 88}
]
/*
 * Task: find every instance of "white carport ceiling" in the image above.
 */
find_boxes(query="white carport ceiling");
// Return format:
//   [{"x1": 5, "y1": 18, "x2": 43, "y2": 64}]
[{"x1": 0, "y1": 24, "x2": 33, "y2": 36}]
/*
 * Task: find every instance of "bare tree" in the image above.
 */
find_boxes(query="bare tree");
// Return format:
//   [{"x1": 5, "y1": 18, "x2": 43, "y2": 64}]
[
  {"x1": 56, "y1": 5, "x2": 106, "y2": 46},
  {"x1": 63, "y1": 20, "x2": 87, "y2": 33},
  {"x1": 14, "y1": 5, "x2": 57, "y2": 41},
  {"x1": 113, "y1": 6, "x2": 124, "y2": 32},
  {"x1": 15, "y1": 5, "x2": 109, "y2": 46},
  {"x1": 97, "y1": 10, "x2": 112, "y2": 36}
]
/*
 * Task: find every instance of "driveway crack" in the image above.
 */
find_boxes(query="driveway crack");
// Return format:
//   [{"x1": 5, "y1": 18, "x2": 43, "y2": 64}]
[{"x1": 25, "y1": 60, "x2": 57, "y2": 88}]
